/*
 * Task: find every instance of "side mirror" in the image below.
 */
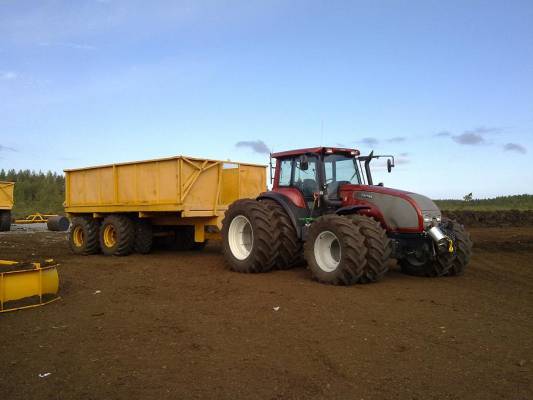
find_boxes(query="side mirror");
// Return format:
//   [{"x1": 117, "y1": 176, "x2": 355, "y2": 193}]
[
  {"x1": 387, "y1": 159, "x2": 394, "y2": 173},
  {"x1": 300, "y1": 155, "x2": 309, "y2": 171}
]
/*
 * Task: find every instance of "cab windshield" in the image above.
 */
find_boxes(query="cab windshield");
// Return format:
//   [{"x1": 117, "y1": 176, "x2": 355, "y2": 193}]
[{"x1": 323, "y1": 154, "x2": 361, "y2": 195}]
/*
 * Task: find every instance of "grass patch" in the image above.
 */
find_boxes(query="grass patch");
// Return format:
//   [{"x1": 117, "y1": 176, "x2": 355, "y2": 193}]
[{"x1": 435, "y1": 194, "x2": 533, "y2": 211}]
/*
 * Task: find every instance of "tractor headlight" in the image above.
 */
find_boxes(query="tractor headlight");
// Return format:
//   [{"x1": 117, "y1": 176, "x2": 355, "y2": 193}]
[{"x1": 423, "y1": 213, "x2": 441, "y2": 228}]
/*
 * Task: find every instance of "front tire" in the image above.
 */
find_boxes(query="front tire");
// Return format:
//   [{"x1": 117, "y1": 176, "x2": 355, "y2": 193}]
[
  {"x1": 222, "y1": 199, "x2": 278, "y2": 273},
  {"x1": 99, "y1": 215, "x2": 135, "y2": 256},
  {"x1": 399, "y1": 219, "x2": 459, "y2": 277},
  {"x1": 304, "y1": 214, "x2": 367, "y2": 285},
  {"x1": 446, "y1": 219, "x2": 473, "y2": 276}
]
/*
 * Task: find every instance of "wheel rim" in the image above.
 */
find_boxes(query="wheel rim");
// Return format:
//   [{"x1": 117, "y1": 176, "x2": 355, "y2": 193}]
[
  {"x1": 228, "y1": 215, "x2": 253, "y2": 260},
  {"x1": 103, "y1": 224, "x2": 117, "y2": 248},
  {"x1": 72, "y1": 226, "x2": 84, "y2": 247},
  {"x1": 314, "y1": 230, "x2": 341, "y2": 272}
]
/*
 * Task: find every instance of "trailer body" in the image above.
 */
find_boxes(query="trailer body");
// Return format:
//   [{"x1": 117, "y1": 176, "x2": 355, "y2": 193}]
[
  {"x1": 65, "y1": 155, "x2": 266, "y2": 243},
  {"x1": 0, "y1": 181, "x2": 14, "y2": 211},
  {"x1": 0, "y1": 181, "x2": 14, "y2": 231}
]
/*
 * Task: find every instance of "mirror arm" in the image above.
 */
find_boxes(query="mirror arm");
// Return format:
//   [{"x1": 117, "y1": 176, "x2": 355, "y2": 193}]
[{"x1": 364, "y1": 158, "x2": 373, "y2": 185}]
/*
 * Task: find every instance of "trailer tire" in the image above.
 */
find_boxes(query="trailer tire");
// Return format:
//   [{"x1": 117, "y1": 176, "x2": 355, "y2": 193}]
[
  {"x1": 304, "y1": 214, "x2": 367, "y2": 285},
  {"x1": 99, "y1": 215, "x2": 135, "y2": 256},
  {"x1": 348, "y1": 214, "x2": 391, "y2": 283},
  {"x1": 69, "y1": 216, "x2": 100, "y2": 255},
  {"x1": 134, "y1": 219, "x2": 153, "y2": 254},
  {"x1": 222, "y1": 199, "x2": 278, "y2": 273},
  {"x1": 445, "y1": 219, "x2": 473, "y2": 276},
  {"x1": 260, "y1": 199, "x2": 302, "y2": 269},
  {"x1": 0, "y1": 211, "x2": 11, "y2": 231},
  {"x1": 172, "y1": 226, "x2": 208, "y2": 251}
]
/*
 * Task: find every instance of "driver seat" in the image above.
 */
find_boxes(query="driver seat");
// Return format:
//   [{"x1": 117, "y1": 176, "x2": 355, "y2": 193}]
[{"x1": 302, "y1": 179, "x2": 318, "y2": 198}]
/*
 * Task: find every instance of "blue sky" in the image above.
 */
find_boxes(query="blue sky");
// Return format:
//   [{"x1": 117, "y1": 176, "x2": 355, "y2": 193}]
[{"x1": 0, "y1": 0, "x2": 532, "y2": 199}]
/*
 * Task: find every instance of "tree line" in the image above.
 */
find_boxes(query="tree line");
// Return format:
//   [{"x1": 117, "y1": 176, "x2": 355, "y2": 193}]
[
  {"x1": 434, "y1": 194, "x2": 533, "y2": 211},
  {"x1": 0, "y1": 169, "x2": 65, "y2": 218}
]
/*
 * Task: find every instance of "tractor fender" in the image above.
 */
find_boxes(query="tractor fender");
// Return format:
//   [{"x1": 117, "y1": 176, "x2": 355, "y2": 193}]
[
  {"x1": 338, "y1": 204, "x2": 390, "y2": 231},
  {"x1": 257, "y1": 192, "x2": 303, "y2": 239},
  {"x1": 335, "y1": 205, "x2": 371, "y2": 215}
]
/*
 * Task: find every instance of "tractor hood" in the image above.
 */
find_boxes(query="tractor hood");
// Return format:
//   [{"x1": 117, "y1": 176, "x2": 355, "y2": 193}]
[{"x1": 340, "y1": 185, "x2": 441, "y2": 232}]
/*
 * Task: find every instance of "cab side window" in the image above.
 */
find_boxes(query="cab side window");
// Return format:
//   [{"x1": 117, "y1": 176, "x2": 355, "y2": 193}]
[
  {"x1": 277, "y1": 156, "x2": 319, "y2": 199},
  {"x1": 294, "y1": 157, "x2": 318, "y2": 198},
  {"x1": 278, "y1": 159, "x2": 292, "y2": 186}
]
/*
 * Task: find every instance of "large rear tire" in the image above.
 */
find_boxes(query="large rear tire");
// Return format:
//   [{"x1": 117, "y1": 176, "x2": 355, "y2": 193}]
[
  {"x1": 348, "y1": 214, "x2": 391, "y2": 283},
  {"x1": 446, "y1": 219, "x2": 473, "y2": 276},
  {"x1": 0, "y1": 211, "x2": 11, "y2": 231},
  {"x1": 304, "y1": 214, "x2": 367, "y2": 285},
  {"x1": 99, "y1": 215, "x2": 135, "y2": 256},
  {"x1": 69, "y1": 216, "x2": 100, "y2": 255},
  {"x1": 222, "y1": 199, "x2": 278, "y2": 273},
  {"x1": 260, "y1": 199, "x2": 302, "y2": 269}
]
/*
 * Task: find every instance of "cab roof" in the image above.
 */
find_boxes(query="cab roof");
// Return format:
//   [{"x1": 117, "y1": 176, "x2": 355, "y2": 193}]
[{"x1": 271, "y1": 147, "x2": 360, "y2": 159}]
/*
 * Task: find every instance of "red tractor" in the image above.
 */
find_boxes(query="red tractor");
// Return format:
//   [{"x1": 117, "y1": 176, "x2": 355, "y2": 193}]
[{"x1": 221, "y1": 146, "x2": 472, "y2": 285}]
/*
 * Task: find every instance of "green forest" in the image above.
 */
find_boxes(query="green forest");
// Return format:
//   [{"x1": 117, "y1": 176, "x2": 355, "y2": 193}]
[
  {"x1": 1, "y1": 169, "x2": 532, "y2": 218},
  {"x1": 0, "y1": 169, "x2": 65, "y2": 218}
]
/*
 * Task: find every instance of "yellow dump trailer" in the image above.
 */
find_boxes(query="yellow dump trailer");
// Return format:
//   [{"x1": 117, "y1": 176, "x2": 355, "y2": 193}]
[
  {"x1": 0, "y1": 181, "x2": 14, "y2": 231},
  {"x1": 64, "y1": 155, "x2": 267, "y2": 256}
]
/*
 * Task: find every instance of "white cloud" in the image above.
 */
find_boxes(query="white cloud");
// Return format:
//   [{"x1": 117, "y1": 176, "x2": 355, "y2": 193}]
[
  {"x1": 0, "y1": 71, "x2": 17, "y2": 80},
  {"x1": 39, "y1": 41, "x2": 96, "y2": 50}
]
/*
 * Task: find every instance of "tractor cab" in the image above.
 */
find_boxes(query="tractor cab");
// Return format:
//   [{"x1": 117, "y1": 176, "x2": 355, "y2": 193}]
[{"x1": 269, "y1": 147, "x2": 393, "y2": 212}]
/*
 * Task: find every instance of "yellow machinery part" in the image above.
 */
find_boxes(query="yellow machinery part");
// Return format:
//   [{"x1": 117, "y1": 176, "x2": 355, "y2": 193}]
[
  {"x1": 0, "y1": 259, "x2": 60, "y2": 313},
  {"x1": 15, "y1": 213, "x2": 57, "y2": 224},
  {"x1": 0, "y1": 181, "x2": 14, "y2": 210}
]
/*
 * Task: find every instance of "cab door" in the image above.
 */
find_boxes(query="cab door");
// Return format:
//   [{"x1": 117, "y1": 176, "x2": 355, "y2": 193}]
[{"x1": 274, "y1": 155, "x2": 320, "y2": 210}]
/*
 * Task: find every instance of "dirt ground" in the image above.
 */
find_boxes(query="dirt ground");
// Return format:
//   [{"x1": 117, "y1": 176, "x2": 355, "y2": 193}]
[{"x1": 1, "y1": 227, "x2": 532, "y2": 400}]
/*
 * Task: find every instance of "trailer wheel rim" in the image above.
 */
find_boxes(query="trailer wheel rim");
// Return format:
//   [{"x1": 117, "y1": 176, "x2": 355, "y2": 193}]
[
  {"x1": 314, "y1": 230, "x2": 341, "y2": 272},
  {"x1": 72, "y1": 226, "x2": 84, "y2": 247},
  {"x1": 228, "y1": 215, "x2": 253, "y2": 260},
  {"x1": 103, "y1": 225, "x2": 117, "y2": 248}
]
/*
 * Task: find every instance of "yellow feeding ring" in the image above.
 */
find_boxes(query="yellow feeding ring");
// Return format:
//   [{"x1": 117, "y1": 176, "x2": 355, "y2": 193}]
[
  {"x1": 103, "y1": 224, "x2": 117, "y2": 247},
  {"x1": 1, "y1": 259, "x2": 60, "y2": 313},
  {"x1": 72, "y1": 226, "x2": 84, "y2": 247}
]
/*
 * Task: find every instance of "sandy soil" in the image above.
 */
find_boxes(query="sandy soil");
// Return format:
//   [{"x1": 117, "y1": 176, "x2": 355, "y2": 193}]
[{"x1": 0, "y1": 227, "x2": 532, "y2": 400}]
